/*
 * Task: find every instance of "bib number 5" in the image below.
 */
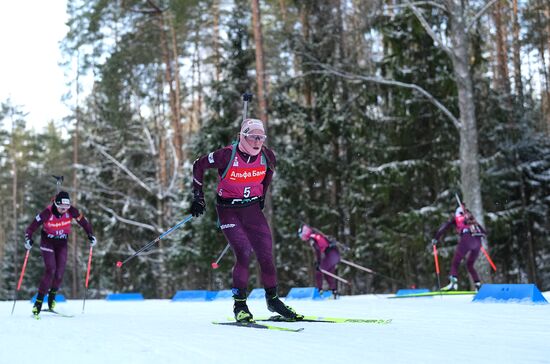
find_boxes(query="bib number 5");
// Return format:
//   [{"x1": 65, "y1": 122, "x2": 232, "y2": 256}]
[{"x1": 243, "y1": 187, "x2": 251, "y2": 198}]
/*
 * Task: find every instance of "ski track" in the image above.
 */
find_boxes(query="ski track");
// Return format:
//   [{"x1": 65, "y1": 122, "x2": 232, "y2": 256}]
[{"x1": 2, "y1": 293, "x2": 549, "y2": 364}]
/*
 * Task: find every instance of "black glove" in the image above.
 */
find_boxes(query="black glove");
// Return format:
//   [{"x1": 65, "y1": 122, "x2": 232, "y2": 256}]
[
  {"x1": 190, "y1": 190, "x2": 206, "y2": 217},
  {"x1": 259, "y1": 196, "x2": 265, "y2": 210},
  {"x1": 431, "y1": 238, "x2": 438, "y2": 246},
  {"x1": 314, "y1": 262, "x2": 320, "y2": 271},
  {"x1": 24, "y1": 235, "x2": 33, "y2": 250},
  {"x1": 88, "y1": 235, "x2": 97, "y2": 247}
]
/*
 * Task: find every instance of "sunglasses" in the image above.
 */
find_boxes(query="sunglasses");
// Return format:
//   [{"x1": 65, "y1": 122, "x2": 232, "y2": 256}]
[
  {"x1": 241, "y1": 133, "x2": 267, "y2": 142},
  {"x1": 55, "y1": 202, "x2": 70, "y2": 210}
]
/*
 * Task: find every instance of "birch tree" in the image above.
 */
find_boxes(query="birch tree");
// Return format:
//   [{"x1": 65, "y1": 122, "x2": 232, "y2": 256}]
[{"x1": 404, "y1": 0, "x2": 505, "y2": 226}]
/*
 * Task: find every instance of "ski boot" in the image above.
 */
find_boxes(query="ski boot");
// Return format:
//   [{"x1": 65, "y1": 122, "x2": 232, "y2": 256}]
[
  {"x1": 48, "y1": 288, "x2": 57, "y2": 311},
  {"x1": 232, "y1": 288, "x2": 253, "y2": 323},
  {"x1": 474, "y1": 281, "x2": 482, "y2": 292},
  {"x1": 265, "y1": 287, "x2": 304, "y2": 321},
  {"x1": 441, "y1": 276, "x2": 458, "y2": 291},
  {"x1": 332, "y1": 289, "x2": 339, "y2": 299},
  {"x1": 32, "y1": 293, "x2": 44, "y2": 318}
]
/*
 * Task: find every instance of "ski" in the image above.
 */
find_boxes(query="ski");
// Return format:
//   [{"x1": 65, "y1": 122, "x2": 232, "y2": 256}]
[
  {"x1": 42, "y1": 309, "x2": 75, "y2": 317},
  {"x1": 31, "y1": 314, "x2": 41, "y2": 320},
  {"x1": 255, "y1": 315, "x2": 392, "y2": 324},
  {"x1": 389, "y1": 290, "x2": 476, "y2": 299},
  {"x1": 212, "y1": 321, "x2": 304, "y2": 332}
]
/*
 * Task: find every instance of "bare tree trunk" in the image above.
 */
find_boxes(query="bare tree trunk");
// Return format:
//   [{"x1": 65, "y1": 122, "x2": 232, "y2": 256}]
[
  {"x1": 11, "y1": 119, "x2": 19, "y2": 287},
  {"x1": 0, "y1": 223, "x2": 5, "y2": 294},
  {"x1": 547, "y1": 2, "x2": 550, "y2": 77},
  {"x1": 158, "y1": 120, "x2": 168, "y2": 190},
  {"x1": 157, "y1": 10, "x2": 183, "y2": 169},
  {"x1": 444, "y1": 0, "x2": 488, "y2": 279},
  {"x1": 251, "y1": 0, "x2": 268, "y2": 124},
  {"x1": 71, "y1": 51, "x2": 81, "y2": 298},
  {"x1": 71, "y1": 107, "x2": 80, "y2": 298},
  {"x1": 153, "y1": 74, "x2": 168, "y2": 298},
  {"x1": 518, "y1": 154, "x2": 538, "y2": 285},
  {"x1": 545, "y1": 1, "x2": 550, "y2": 133},
  {"x1": 351, "y1": 0, "x2": 365, "y2": 66},
  {"x1": 443, "y1": 0, "x2": 484, "y2": 225},
  {"x1": 511, "y1": 0, "x2": 524, "y2": 106},
  {"x1": 197, "y1": 54, "x2": 203, "y2": 129},
  {"x1": 279, "y1": 0, "x2": 287, "y2": 22},
  {"x1": 300, "y1": 4, "x2": 313, "y2": 108},
  {"x1": 168, "y1": 14, "x2": 184, "y2": 163},
  {"x1": 192, "y1": 21, "x2": 203, "y2": 130},
  {"x1": 191, "y1": 41, "x2": 197, "y2": 132},
  {"x1": 493, "y1": 0, "x2": 511, "y2": 96},
  {"x1": 334, "y1": 0, "x2": 348, "y2": 243},
  {"x1": 212, "y1": 0, "x2": 221, "y2": 83}
]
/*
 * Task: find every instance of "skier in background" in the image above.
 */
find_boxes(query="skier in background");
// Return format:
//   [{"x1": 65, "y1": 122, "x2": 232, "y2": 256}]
[
  {"x1": 298, "y1": 224, "x2": 341, "y2": 298},
  {"x1": 24, "y1": 191, "x2": 96, "y2": 316},
  {"x1": 190, "y1": 118, "x2": 303, "y2": 322},
  {"x1": 431, "y1": 205, "x2": 486, "y2": 291}
]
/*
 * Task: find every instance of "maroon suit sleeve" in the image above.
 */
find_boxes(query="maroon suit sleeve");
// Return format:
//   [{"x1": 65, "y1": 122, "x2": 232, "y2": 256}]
[
  {"x1": 261, "y1": 147, "x2": 277, "y2": 194},
  {"x1": 69, "y1": 206, "x2": 94, "y2": 236},
  {"x1": 433, "y1": 219, "x2": 455, "y2": 241},
  {"x1": 192, "y1": 147, "x2": 232, "y2": 197},
  {"x1": 25, "y1": 208, "x2": 51, "y2": 238}
]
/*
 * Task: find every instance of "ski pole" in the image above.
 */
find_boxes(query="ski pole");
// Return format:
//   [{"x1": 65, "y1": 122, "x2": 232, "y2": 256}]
[
  {"x1": 82, "y1": 246, "x2": 93, "y2": 313},
  {"x1": 340, "y1": 259, "x2": 375, "y2": 274},
  {"x1": 480, "y1": 246, "x2": 497, "y2": 272},
  {"x1": 11, "y1": 250, "x2": 30, "y2": 315},
  {"x1": 211, "y1": 244, "x2": 231, "y2": 269},
  {"x1": 242, "y1": 91, "x2": 253, "y2": 123},
  {"x1": 52, "y1": 175, "x2": 64, "y2": 193},
  {"x1": 116, "y1": 214, "x2": 193, "y2": 268},
  {"x1": 432, "y1": 244, "x2": 442, "y2": 291},
  {"x1": 319, "y1": 268, "x2": 351, "y2": 285},
  {"x1": 340, "y1": 258, "x2": 405, "y2": 284}
]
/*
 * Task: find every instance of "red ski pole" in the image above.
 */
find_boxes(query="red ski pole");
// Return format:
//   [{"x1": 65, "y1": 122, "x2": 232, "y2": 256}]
[
  {"x1": 11, "y1": 250, "x2": 30, "y2": 315},
  {"x1": 432, "y1": 244, "x2": 442, "y2": 291},
  {"x1": 82, "y1": 246, "x2": 93, "y2": 314},
  {"x1": 480, "y1": 246, "x2": 497, "y2": 272}
]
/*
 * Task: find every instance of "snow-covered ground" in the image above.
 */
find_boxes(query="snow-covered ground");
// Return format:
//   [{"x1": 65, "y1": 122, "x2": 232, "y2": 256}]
[{"x1": 2, "y1": 293, "x2": 549, "y2": 364}]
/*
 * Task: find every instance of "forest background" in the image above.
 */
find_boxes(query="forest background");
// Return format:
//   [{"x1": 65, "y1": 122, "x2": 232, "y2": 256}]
[{"x1": 1, "y1": 0, "x2": 549, "y2": 300}]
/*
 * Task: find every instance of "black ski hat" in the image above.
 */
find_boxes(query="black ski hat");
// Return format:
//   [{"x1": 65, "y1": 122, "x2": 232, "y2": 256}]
[{"x1": 54, "y1": 191, "x2": 71, "y2": 207}]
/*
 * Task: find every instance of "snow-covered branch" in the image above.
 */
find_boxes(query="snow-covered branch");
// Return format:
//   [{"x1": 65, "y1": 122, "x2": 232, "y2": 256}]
[
  {"x1": 467, "y1": 0, "x2": 501, "y2": 32},
  {"x1": 99, "y1": 203, "x2": 159, "y2": 233},
  {"x1": 90, "y1": 141, "x2": 154, "y2": 195},
  {"x1": 386, "y1": 1, "x2": 447, "y2": 12},
  {"x1": 307, "y1": 63, "x2": 461, "y2": 130},
  {"x1": 142, "y1": 123, "x2": 157, "y2": 160},
  {"x1": 405, "y1": 0, "x2": 453, "y2": 58}
]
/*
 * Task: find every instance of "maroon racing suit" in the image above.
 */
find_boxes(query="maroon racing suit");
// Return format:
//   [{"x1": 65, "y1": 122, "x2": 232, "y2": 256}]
[
  {"x1": 26, "y1": 204, "x2": 93, "y2": 295},
  {"x1": 433, "y1": 218, "x2": 486, "y2": 282},
  {"x1": 193, "y1": 143, "x2": 277, "y2": 290},
  {"x1": 309, "y1": 232, "x2": 341, "y2": 291}
]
